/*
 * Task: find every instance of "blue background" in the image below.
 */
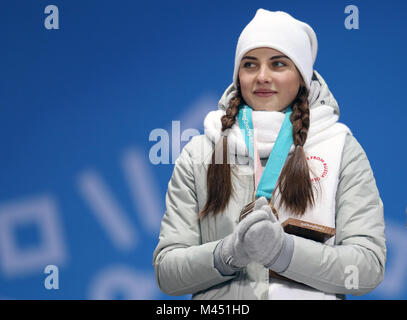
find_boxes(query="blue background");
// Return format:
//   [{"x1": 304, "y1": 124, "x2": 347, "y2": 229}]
[{"x1": 0, "y1": 0, "x2": 406, "y2": 299}]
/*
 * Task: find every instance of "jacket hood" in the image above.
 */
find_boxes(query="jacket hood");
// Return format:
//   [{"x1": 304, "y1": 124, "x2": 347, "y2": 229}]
[{"x1": 217, "y1": 69, "x2": 340, "y2": 117}]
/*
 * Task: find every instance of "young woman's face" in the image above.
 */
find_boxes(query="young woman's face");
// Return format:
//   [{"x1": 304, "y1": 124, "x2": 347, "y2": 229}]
[{"x1": 238, "y1": 47, "x2": 304, "y2": 111}]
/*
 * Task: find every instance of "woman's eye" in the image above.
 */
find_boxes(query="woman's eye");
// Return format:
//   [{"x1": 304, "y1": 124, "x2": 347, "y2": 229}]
[
  {"x1": 243, "y1": 62, "x2": 255, "y2": 68},
  {"x1": 273, "y1": 61, "x2": 286, "y2": 67}
]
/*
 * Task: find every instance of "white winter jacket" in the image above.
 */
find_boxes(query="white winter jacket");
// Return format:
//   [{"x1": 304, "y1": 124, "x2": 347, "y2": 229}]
[{"x1": 152, "y1": 70, "x2": 386, "y2": 300}]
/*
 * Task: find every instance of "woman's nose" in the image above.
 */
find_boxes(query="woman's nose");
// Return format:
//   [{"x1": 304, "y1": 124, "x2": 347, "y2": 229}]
[{"x1": 256, "y1": 66, "x2": 272, "y2": 83}]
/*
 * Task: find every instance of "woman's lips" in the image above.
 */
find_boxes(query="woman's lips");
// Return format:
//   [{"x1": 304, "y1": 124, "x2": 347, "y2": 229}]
[{"x1": 254, "y1": 91, "x2": 276, "y2": 97}]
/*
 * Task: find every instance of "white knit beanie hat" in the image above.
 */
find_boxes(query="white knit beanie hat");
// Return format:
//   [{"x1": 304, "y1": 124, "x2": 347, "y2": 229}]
[{"x1": 233, "y1": 9, "x2": 318, "y2": 91}]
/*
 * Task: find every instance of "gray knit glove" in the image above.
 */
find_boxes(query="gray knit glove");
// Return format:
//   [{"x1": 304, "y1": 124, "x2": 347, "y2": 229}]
[
  {"x1": 213, "y1": 197, "x2": 271, "y2": 276},
  {"x1": 242, "y1": 199, "x2": 294, "y2": 272}
]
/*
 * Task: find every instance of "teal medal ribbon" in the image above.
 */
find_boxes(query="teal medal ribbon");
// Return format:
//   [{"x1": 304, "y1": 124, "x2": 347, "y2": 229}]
[{"x1": 237, "y1": 104, "x2": 293, "y2": 200}]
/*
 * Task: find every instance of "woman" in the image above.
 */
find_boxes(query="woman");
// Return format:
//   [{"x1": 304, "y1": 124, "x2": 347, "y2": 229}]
[{"x1": 152, "y1": 9, "x2": 386, "y2": 300}]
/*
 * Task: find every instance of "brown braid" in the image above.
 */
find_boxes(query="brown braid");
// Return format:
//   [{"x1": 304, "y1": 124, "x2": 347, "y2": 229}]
[
  {"x1": 274, "y1": 85, "x2": 315, "y2": 215},
  {"x1": 198, "y1": 93, "x2": 243, "y2": 219},
  {"x1": 291, "y1": 86, "x2": 310, "y2": 147}
]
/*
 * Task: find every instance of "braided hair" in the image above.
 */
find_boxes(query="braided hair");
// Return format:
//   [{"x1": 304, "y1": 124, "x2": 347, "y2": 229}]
[
  {"x1": 274, "y1": 85, "x2": 314, "y2": 216},
  {"x1": 198, "y1": 93, "x2": 242, "y2": 219}
]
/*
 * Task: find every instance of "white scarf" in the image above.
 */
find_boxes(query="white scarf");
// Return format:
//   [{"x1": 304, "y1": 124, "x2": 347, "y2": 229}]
[{"x1": 204, "y1": 105, "x2": 345, "y2": 159}]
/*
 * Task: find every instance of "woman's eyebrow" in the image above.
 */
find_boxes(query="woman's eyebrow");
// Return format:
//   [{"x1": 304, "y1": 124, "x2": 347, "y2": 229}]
[{"x1": 241, "y1": 55, "x2": 290, "y2": 61}]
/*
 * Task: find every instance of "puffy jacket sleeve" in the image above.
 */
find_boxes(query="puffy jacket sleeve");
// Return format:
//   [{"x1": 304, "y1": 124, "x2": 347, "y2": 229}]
[
  {"x1": 152, "y1": 137, "x2": 235, "y2": 296},
  {"x1": 280, "y1": 133, "x2": 387, "y2": 295}
]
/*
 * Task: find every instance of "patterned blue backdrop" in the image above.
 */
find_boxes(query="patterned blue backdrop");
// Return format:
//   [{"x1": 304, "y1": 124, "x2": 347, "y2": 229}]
[{"x1": 0, "y1": 0, "x2": 406, "y2": 300}]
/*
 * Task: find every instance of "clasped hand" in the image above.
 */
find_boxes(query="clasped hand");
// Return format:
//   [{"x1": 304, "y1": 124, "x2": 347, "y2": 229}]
[{"x1": 216, "y1": 197, "x2": 285, "y2": 273}]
